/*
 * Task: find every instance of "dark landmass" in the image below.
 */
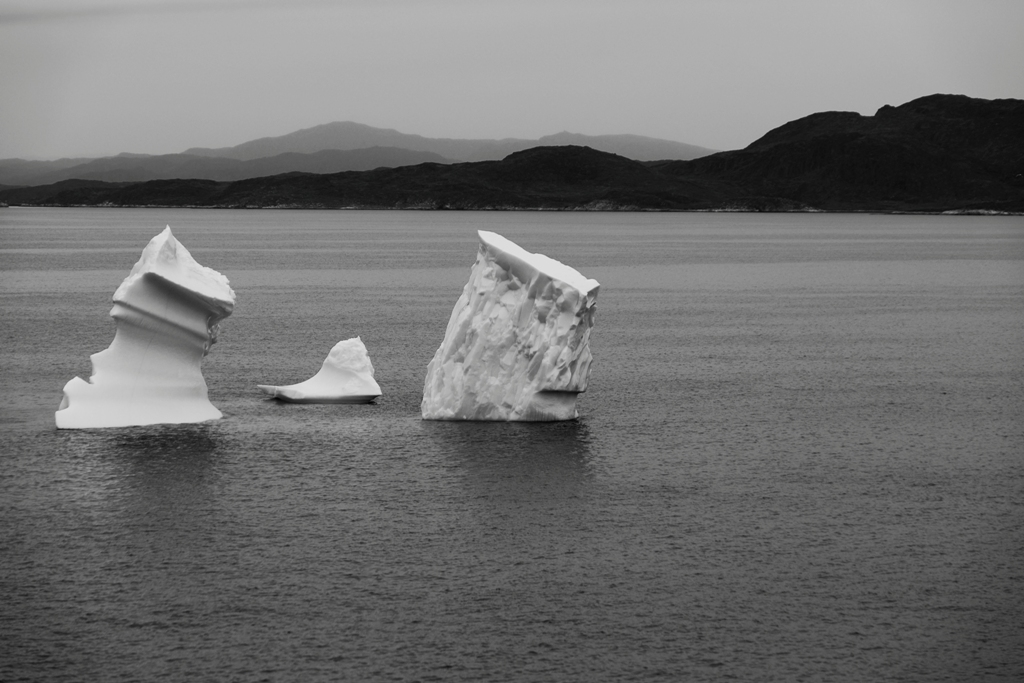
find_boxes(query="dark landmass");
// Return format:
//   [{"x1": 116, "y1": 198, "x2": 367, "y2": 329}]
[
  {"x1": 0, "y1": 146, "x2": 704, "y2": 210},
  {"x1": 1, "y1": 94, "x2": 1021, "y2": 213},
  {"x1": 653, "y1": 94, "x2": 1024, "y2": 213}
]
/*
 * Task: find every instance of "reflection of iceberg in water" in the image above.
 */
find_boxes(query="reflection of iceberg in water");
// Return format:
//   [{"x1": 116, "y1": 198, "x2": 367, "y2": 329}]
[
  {"x1": 56, "y1": 423, "x2": 222, "y2": 511},
  {"x1": 424, "y1": 420, "x2": 595, "y2": 500},
  {"x1": 55, "y1": 227, "x2": 235, "y2": 429},
  {"x1": 422, "y1": 231, "x2": 600, "y2": 421},
  {"x1": 258, "y1": 337, "x2": 382, "y2": 404}
]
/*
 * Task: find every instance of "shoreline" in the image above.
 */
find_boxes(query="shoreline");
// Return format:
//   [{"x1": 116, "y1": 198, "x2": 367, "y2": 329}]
[{"x1": 2, "y1": 203, "x2": 1021, "y2": 216}]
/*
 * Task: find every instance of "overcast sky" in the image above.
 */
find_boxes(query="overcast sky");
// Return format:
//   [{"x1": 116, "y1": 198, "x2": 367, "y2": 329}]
[{"x1": 1, "y1": 0, "x2": 1022, "y2": 160}]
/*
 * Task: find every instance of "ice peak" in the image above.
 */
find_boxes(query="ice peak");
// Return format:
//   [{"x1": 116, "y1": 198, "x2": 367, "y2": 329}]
[{"x1": 114, "y1": 226, "x2": 235, "y2": 312}]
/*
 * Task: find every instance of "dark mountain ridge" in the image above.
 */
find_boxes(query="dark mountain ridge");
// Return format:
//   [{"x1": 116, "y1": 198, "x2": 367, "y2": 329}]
[
  {"x1": 655, "y1": 94, "x2": 1024, "y2": 211},
  {"x1": 2, "y1": 94, "x2": 1020, "y2": 213},
  {"x1": 0, "y1": 146, "x2": 719, "y2": 210}
]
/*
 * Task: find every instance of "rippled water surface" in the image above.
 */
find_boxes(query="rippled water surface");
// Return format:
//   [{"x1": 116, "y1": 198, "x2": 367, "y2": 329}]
[{"x1": 2, "y1": 208, "x2": 1023, "y2": 681}]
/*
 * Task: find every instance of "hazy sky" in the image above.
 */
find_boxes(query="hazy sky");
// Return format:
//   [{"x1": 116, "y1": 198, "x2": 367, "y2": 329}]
[{"x1": 2, "y1": 0, "x2": 1022, "y2": 160}]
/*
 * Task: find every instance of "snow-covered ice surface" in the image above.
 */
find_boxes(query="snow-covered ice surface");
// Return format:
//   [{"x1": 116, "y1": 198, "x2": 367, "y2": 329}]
[
  {"x1": 257, "y1": 337, "x2": 382, "y2": 404},
  {"x1": 55, "y1": 227, "x2": 235, "y2": 428},
  {"x1": 422, "y1": 230, "x2": 599, "y2": 421}
]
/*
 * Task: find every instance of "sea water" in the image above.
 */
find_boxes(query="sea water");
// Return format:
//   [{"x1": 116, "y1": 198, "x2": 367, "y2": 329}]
[{"x1": 1, "y1": 208, "x2": 1022, "y2": 681}]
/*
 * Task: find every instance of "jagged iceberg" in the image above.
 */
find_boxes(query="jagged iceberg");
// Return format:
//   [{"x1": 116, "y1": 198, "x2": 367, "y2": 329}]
[
  {"x1": 55, "y1": 226, "x2": 235, "y2": 429},
  {"x1": 421, "y1": 230, "x2": 599, "y2": 421},
  {"x1": 257, "y1": 337, "x2": 382, "y2": 403}
]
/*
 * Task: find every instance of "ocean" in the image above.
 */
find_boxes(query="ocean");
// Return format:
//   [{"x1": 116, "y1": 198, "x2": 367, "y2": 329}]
[{"x1": 1, "y1": 207, "x2": 1022, "y2": 681}]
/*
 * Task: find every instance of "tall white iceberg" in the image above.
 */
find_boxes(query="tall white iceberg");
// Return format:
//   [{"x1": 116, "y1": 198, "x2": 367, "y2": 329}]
[
  {"x1": 257, "y1": 337, "x2": 382, "y2": 403},
  {"x1": 55, "y1": 226, "x2": 235, "y2": 429},
  {"x1": 421, "y1": 230, "x2": 599, "y2": 421}
]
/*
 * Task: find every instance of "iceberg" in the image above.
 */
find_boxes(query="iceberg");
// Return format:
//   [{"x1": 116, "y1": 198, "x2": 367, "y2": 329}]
[
  {"x1": 55, "y1": 226, "x2": 235, "y2": 429},
  {"x1": 257, "y1": 337, "x2": 382, "y2": 404},
  {"x1": 421, "y1": 230, "x2": 599, "y2": 421}
]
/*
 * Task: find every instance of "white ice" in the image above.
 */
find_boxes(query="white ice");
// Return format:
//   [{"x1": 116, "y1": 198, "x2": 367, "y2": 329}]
[
  {"x1": 55, "y1": 226, "x2": 235, "y2": 429},
  {"x1": 421, "y1": 230, "x2": 599, "y2": 421},
  {"x1": 258, "y1": 337, "x2": 382, "y2": 404}
]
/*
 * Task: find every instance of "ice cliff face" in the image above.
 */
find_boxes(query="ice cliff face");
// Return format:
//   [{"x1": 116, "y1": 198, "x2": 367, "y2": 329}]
[
  {"x1": 421, "y1": 230, "x2": 599, "y2": 421},
  {"x1": 257, "y1": 337, "x2": 382, "y2": 403},
  {"x1": 55, "y1": 226, "x2": 235, "y2": 429}
]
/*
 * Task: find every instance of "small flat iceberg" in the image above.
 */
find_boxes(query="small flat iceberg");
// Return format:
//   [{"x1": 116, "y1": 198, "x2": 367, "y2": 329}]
[
  {"x1": 258, "y1": 337, "x2": 382, "y2": 404},
  {"x1": 421, "y1": 230, "x2": 599, "y2": 421},
  {"x1": 55, "y1": 226, "x2": 235, "y2": 429}
]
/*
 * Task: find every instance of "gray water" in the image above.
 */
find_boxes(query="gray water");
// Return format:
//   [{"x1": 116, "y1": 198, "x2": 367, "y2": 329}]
[{"x1": 1, "y1": 208, "x2": 1022, "y2": 682}]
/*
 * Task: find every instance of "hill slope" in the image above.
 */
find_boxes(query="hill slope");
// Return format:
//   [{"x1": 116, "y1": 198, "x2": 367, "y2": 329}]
[{"x1": 654, "y1": 94, "x2": 1024, "y2": 212}]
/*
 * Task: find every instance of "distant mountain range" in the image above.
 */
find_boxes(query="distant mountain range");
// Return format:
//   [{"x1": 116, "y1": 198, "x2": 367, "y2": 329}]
[
  {"x1": 0, "y1": 147, "x2": 451, "y2": 187},
  {"x1": 0, "y1": 123, "x2": 715, "y2": 187},
  {"x1": 182, "y1": 122, "x2": 716, "y2": 163},
  {"x1": 2, "y1": 94, "x2": 1021, "y2": 212}
]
